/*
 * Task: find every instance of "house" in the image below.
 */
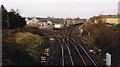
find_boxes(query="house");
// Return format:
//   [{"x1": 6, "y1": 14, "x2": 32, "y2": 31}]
[
  {"x1": 47, "y1": 21, "x2": 53, "y2": 25},
  {"x1": 25, "y1": 17, "x2": 39, "y2": 24},
  {"x1": 25, "y1": 17, "x2": 54, "y2": 28},
  {"x1": 105, "y1": 18, "x2": 120, "y2": 24},
  {"x1": 89, "y1": 15, "x2": 120, "y2": 24}
]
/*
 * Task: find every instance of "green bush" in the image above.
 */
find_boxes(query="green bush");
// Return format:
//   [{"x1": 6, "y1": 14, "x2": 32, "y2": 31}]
[
  {"x1": 2, "y1": 41, "x2": 35, "y2": 65},
  {"x1": 19, "y1": 27, "x2": 44, "y2": 36},
  {"x1": 112, "y1": 24, "x2": 120, "y2": 29}
]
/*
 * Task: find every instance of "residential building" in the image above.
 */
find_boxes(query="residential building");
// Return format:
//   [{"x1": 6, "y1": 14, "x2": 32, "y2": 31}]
[{"x1": 89, "y1": 15, "x2": 120, "y2": 24}]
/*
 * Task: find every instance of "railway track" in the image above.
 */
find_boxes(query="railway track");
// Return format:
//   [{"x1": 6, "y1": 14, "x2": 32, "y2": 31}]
[
  {"x1": 59, "y1": 25, "x2": 99, "y2": 66},
  {"x1": 41, "y1": 30, "x2": 74, "y2": 66},
  {"x1": 41, "y1": 24, "x2": 100, "y2": 67},
  {"x1": 68, "y1": 37, "x2": 99, "y2": 66},
  {"x1": 65, "y1": 25, "x2": 99, "y2": 66}
]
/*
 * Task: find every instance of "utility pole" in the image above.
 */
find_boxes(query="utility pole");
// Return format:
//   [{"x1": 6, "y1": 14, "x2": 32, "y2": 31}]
[
  {"x1": 7, "y1": 12, "x2": 9, "y2": 30},
  {"x1": 118, "y1": 1, "x2": 120, "y2": 63}
]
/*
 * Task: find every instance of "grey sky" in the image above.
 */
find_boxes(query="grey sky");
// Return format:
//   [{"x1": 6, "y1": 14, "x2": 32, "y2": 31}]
[{"x1": 1, "y1": 0, "x2": 119, "y2": 18}]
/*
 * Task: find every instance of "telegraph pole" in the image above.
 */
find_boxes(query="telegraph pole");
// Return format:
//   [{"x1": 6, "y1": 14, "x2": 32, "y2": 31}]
[
  {"x1": 7, "y1": 12, "x2": 9, "y2": 30},
  {"x1": 118, "y1": 1, "x2": 120, "y2": 62}
]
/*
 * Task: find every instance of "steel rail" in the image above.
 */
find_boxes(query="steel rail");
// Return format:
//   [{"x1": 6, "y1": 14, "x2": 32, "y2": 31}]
[
  {"x1": 67, "y1": 38, "x2": 87, "y2": 67},
  {"x1": 64, "y1": 26, "x2": 99, "y2": 66},
  {"x1": 69, "y1": 26, "x2": 99, "y2": 66},
  {"x1": 69, "y1": 37, "x2": 99, "y2": 67}
]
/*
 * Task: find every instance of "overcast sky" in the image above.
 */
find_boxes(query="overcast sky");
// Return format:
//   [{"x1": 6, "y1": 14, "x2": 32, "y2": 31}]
[{"x1": 1, "y1": 0, "x2": 119, "y2": 18}]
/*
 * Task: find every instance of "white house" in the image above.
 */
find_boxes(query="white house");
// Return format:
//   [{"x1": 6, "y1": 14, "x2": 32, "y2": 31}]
[
  {"x1": 47, "y1": 21, "x2": 53, "y2": 25},
  {"x1": 25, "y1": 17, "x2": 39, "y2": 24}
]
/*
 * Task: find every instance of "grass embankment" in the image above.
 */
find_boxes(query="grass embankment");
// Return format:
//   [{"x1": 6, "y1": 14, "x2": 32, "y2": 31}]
[
  {"x1": 16, "y1": 32, "x2": 43, "y2": 61},
  {"x1": 2, "y1": 27, "x2": 50, "y2": 65},
  {"x1": 81, "y1": 23, "x2": 120, "y2": 65}
]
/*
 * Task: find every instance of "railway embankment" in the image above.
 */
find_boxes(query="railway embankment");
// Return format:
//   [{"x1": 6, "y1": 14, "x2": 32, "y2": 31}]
[
  {"x1": 81, "y1": 23, "x2": 120, "y2": 66},
  {"x1": 2, "y1": 27, "x2": 51, "y2": 65}
]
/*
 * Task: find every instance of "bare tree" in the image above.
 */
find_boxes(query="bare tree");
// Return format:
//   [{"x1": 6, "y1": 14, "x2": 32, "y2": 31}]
[{"x1": 16, "y1": 9, "x2": 21, "y2": 15}]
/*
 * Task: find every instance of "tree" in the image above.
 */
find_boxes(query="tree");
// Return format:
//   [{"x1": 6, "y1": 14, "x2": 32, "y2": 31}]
[
  {"x1": 74, "y1": 17, "x2": 81, "y2": 20},
  {"x1": 1, "y1": 5, "x2": 8, "y2": 29},
  {"x1": 16, "y1": 9, "x2": 21, "y2": 15},
  {"x1": 1, "y1": 5, "x2": 26, "y2": 29},
  {"x1": 9, "y1": 10, "x2": 26, "y2": 29}
]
